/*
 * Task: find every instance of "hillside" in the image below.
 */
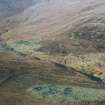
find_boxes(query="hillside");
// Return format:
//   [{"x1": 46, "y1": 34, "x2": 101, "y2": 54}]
[
  {"x1": 0, "y1": 0, "x2": 105, "y2": 54},
  {"x1": 0, "y1": 0, "x2": 105, "y2": 104},
  {"x1": 0, "y1": 52, "x2": 105, "y2": 105}
]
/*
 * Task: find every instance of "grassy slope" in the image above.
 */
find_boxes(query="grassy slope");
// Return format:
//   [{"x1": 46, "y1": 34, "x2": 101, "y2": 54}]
[
  {"x1": 25, "y1": 52, "x2": 105, "y2": 82},
  {"x1": 0, "y1": 52, "x2": 105, "y2": 105},
  {"x1": 0, "y1": 0, "x2": 105, "y2": 54},
  {"x1": 0, "y1": 1, "x2": 105, "y2": 104}
]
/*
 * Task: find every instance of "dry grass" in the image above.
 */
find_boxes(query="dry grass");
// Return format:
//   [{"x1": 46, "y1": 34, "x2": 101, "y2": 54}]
[{"x1": 29, "y1": 52, "x2": 105, "y2": 81}]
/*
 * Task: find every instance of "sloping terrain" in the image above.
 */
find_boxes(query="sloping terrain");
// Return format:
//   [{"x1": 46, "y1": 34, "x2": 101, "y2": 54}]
[
  {"x1": 0, "y1": 0, "x2": 41, "y2": 34},
  {"x1": 33, "y1": 52, "x2": 105, "y2": 82},
  {"x1": 0, "y1": 52, "x2": 105, "y2": 105},
  {"x1": 0, "y1": 0, "x2": 105, "y2": 104},
  {"x1": 0, "y1": 0, "x2": 105, "y2": 54}
]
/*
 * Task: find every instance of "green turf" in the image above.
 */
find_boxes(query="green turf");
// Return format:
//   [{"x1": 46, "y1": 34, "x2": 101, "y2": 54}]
[{"x1": 27, "y1": 84, "x2": 105, "y2": 102}]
